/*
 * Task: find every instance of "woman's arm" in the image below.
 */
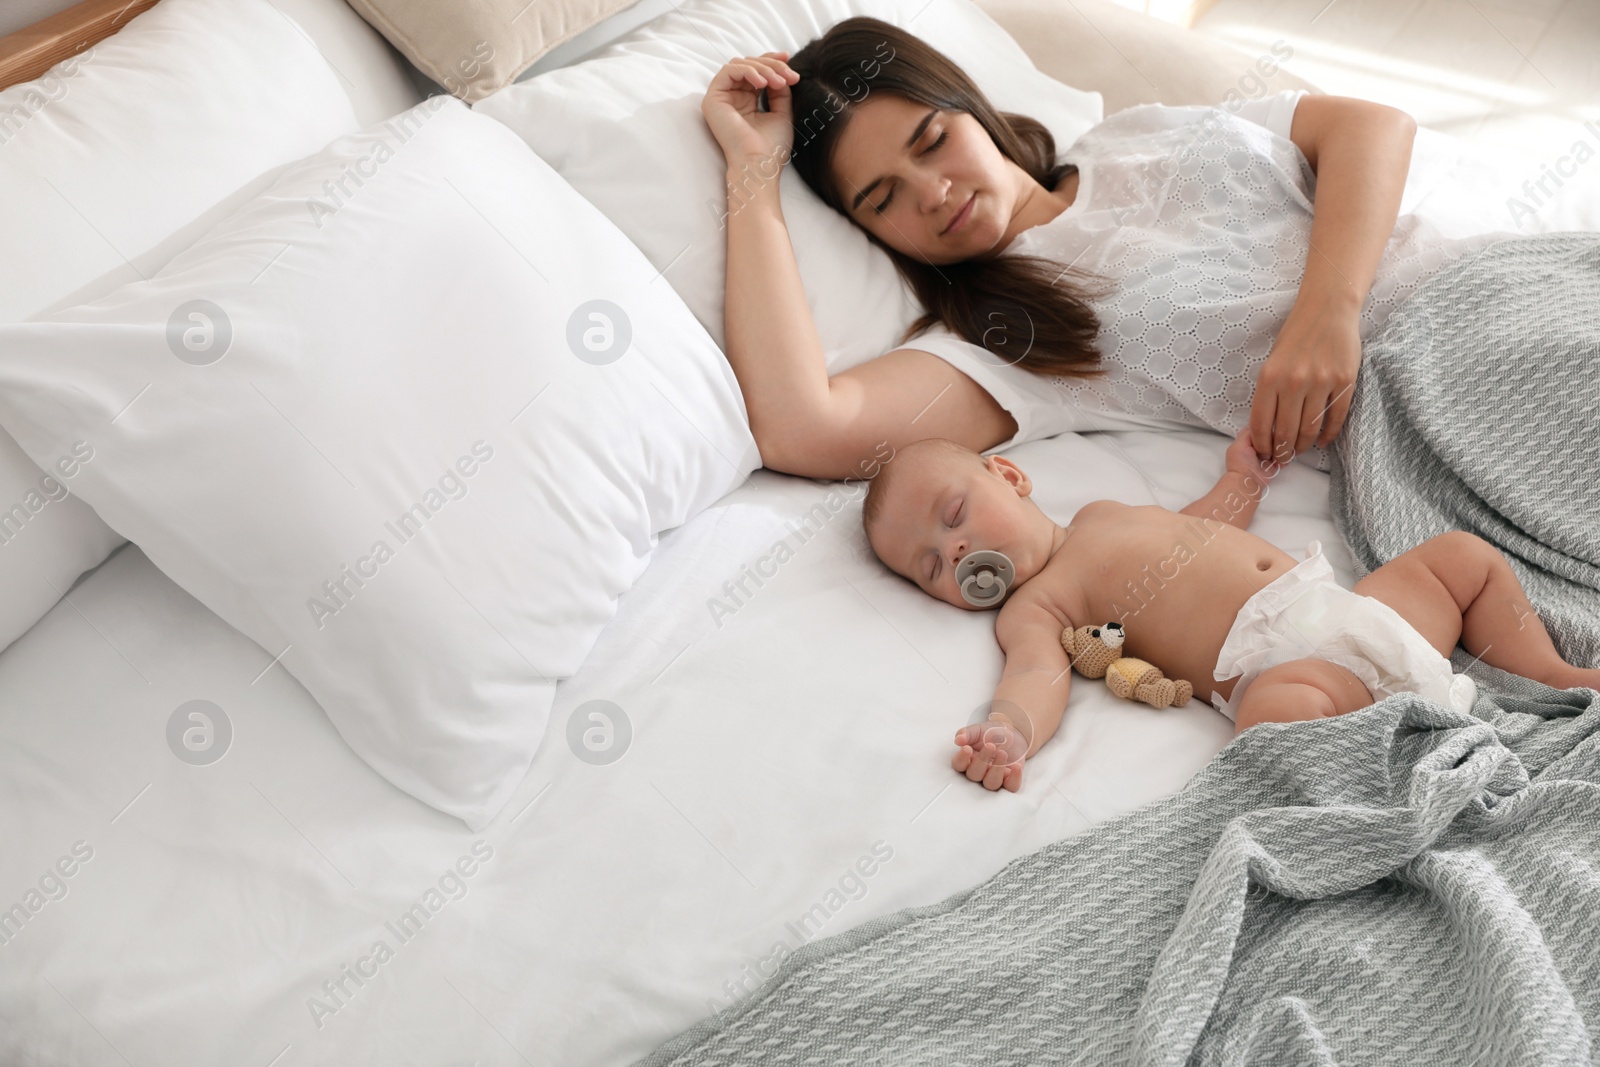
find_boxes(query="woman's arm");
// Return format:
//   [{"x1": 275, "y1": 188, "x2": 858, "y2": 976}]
[
  {"x1": 705, "y1": 51, "x2": 1015, "y2": 478},
  {"x1": 1290, "y1": 95, "x2": 1417, "y2": 317},
  {"x1": 723, "y1": 162, "x2": 1016, "y2": 479},
  {"x1": 1249, "y1": 94, "x2": 1417, "y2": 462}
]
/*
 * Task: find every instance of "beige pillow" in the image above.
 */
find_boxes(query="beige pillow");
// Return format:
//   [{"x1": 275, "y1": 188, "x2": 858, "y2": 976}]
[
  {"x1": 973, "y1": 0, "x2": 1320, "y2": 114},
  {"x1": 343, "y1": 0, "x2": 641, "y2": 101}
]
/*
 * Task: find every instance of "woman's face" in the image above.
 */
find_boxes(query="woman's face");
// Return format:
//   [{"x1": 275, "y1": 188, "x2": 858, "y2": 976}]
[{"x1": 831, "y1": 94, "x2": 1022, "y2": 266}]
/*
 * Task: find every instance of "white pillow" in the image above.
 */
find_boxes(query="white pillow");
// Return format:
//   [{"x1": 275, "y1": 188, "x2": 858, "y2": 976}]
[
  {"x1": 0, "y1": 98, "x2": 760, "y2": 830},
  {"x1": 0, "y1": 0, "x2": 369, "y2": 655},
  {"x1": 473, "y1": 0, "x2": 1103, "y2": 374}
]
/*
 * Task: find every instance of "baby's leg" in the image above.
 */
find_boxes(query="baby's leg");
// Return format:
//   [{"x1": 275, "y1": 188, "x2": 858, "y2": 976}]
[
  {"x1": 1234, "y1": 658, "x2": 1374, "y2": 735},
  {"x1": 1352, "y1": 531, "x2": 1600, "y2": 690}
]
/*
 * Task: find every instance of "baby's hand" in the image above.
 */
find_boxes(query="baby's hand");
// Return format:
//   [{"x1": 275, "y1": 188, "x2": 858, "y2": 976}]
[
  {"x1": 1225, "y1": 426, "x2": 1290, "y2": 485},
  {"x1": 952, "y1": 718, "x2": 1027, "y2": 792}
]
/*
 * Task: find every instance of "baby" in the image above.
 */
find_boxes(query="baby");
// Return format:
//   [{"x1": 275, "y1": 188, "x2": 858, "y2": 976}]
[{"x1": 863, "y1": 430, "x2": 1600, "y2": 792}]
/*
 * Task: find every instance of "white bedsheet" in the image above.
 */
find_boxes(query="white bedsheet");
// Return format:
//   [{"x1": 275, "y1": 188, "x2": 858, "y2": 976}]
[{"x1": 0, "y1": 426, "x2": 1348, "y2": 1066}]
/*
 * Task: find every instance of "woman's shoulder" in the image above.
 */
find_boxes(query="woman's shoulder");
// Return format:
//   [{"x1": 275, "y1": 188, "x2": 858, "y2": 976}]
[
  {"x1": 1056, "y1": 103, "x2": 1222, "y2": 177},
  {"x1": 1071, "y1": 98, "x2": 1275, "y2": 157},
  {"x1": 1080, "y1": 101, "x2": 1215, "y2": 138}
]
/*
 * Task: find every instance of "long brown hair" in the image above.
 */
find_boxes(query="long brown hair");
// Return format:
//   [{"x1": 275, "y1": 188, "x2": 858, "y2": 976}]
[{"x1": 786, "y1": 16, "x2": 1112, "y2": 378}]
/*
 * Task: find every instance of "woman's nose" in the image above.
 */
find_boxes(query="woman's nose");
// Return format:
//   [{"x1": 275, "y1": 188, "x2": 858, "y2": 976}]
[{"x1": 921, "y1": 175, "x2": 950, "y2": 215}]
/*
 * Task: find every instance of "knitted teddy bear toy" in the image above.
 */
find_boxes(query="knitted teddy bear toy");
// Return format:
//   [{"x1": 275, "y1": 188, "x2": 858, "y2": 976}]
[{"x1": 1061, "y1": 621, "x2": 1193, "y2": 709}]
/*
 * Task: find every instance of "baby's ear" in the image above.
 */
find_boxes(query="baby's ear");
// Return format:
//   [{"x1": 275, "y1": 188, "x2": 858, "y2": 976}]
[{"x1": 988, "y1": 455, "x2": 1032, "y2": 494}]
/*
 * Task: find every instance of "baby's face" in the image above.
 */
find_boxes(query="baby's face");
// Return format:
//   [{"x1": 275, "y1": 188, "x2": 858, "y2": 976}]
[{"x1": 870, "y1": 451, "x2": 1049, "y2": 610}]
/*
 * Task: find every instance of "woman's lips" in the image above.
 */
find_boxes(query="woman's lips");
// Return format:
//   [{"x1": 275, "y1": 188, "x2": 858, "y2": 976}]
[{"x1": 944, "y1": 193, "x2": 975, "y2": 235}]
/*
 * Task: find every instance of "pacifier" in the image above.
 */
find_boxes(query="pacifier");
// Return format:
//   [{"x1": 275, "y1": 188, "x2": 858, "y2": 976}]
[{"x1": 955, "y1": 550, "x2": 1015, "y2": 609}]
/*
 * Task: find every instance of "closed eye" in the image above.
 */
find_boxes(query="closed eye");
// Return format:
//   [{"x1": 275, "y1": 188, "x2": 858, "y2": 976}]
[{"x1": 875, "y1": 130, "x2": 948, "y2": 213}]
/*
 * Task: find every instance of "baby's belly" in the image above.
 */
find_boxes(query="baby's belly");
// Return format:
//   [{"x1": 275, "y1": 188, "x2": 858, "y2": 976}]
[{"x1": 1084, "y1": 546, "x2": 1300, "y2": 704}]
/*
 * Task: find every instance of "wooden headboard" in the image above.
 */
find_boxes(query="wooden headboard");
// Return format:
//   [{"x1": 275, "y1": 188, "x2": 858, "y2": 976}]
[{"x1": 0, "y1": 0, "x2": 159, "y2": 91}]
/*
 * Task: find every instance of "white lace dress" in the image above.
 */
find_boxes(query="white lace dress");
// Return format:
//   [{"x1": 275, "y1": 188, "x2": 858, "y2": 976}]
[{"x1": 908, "y1": 90, "x2": 1514, "y2": 471}]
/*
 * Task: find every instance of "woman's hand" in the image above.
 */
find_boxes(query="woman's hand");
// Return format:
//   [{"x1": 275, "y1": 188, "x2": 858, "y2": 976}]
[
  {"x1": 701, "y1": 51, "x2": 799, "y2": 168},
  {"x1": 1248, "y1": 295, "x2": 1363, "y2": 462}
]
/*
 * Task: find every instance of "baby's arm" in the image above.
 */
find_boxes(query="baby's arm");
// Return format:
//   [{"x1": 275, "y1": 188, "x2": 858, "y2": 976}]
[
  {"x1": 1178, "y1": 428, "x2": 1286, "y2": 532},
  {"x1": 951, "y1": 595, "x2": 1072, "y2": 792}
]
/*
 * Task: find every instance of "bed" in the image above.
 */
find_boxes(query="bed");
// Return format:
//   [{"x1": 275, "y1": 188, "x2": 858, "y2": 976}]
[{"x1": 0, "y1": 0, "x2": 1594, "y2": 1064}]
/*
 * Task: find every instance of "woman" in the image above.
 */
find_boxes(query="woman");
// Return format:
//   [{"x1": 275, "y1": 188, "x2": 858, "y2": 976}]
[{"x1": 699, "y1": 17, "x2": 1503, "y2": 480}]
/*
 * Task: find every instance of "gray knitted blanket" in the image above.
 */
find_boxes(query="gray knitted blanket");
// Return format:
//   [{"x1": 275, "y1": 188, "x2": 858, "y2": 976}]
[
  {"x1": 1329, "y1": 231, "x2": 1600, "y2": 671},
  {"x1": 640, "y1": 682, "x2": 1600, "y2": 1066}
]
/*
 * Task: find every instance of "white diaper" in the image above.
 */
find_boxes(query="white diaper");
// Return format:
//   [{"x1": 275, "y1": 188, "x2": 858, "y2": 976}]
[{"x1": 1211, "y1": 540, "x2": 1478, "y2": 722}]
